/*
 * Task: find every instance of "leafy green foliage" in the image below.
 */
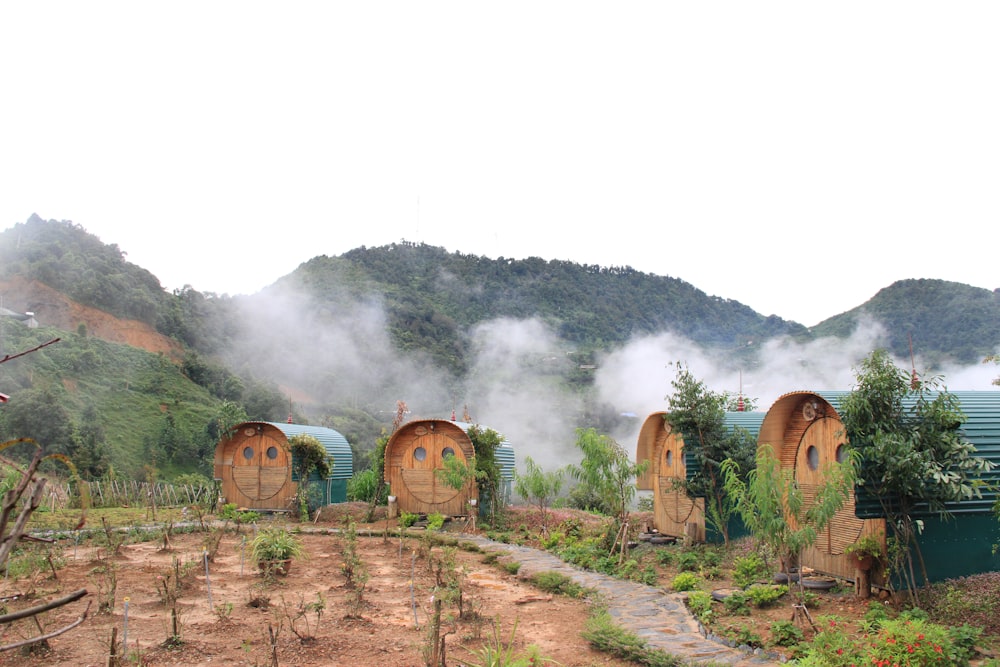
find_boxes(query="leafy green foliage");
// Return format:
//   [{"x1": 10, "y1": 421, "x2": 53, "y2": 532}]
[
  {"x1": 512, "y1": 456, "x2": 564, "y2": 531},
  {"x1": 663, "y1": 363, "x2": 757, "y2": 546},
  {"x1": 566, "y1": 428, "x2": 647, "y2": 550},
  {"x1": 722, "y1": 443, "x2": 855, "y2": 576},
  {"x1": 582, "y1": 609, "x2": 687, "y2": 667},
  {"x1": 839, "y1": 349, "x2": 996, "y2": 596},
  {"x1": 670, "y1": 572, "x2": 700, "y2": 592}
]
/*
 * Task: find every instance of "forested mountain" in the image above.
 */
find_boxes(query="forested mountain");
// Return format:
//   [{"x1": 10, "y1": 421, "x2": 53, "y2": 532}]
[
  {"x1": 812, "y1": 279, "x2": 1000, "y2": 365},
  {"x1": 1, "y1": 216, "x2": 998, "y2": 481}
]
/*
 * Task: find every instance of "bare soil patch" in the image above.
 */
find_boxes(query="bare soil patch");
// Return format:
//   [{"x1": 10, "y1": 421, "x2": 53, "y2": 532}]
[{"x1": 0, "y1": 520, "x2": 635, "y2": 667}]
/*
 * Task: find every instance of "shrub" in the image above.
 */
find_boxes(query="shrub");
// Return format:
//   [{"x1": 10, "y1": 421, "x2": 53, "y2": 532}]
[
  {"x1": 502, "y1": 561, "x2": 521, "y2": 575},
  {"x1": 426, "y1": 513, "x2": 446, "y2": 530},
  {"x1": 399, "y1": 511, "x2": 419, "y2": 528},
  {"x1": 685, "y1": 590, "x2": 714, "y2": 624},
  {"x1": 731, "y1": 552, "x2": 769, "y2": 589},
  {"x1": 529, "y1": 571, "x2": 588, "y2": 598},
  {"x1": 675, "y1": 550, "x2": 701, "y2": 572},
  {"x1": 582, "y1": 610, "x2": 686, "y2": 667},
  {"x1": 769, "y1": 620, "x2": 803, "y2": 648},
  {"x1": 670, "y1": 572, "x2": 700, "y2": 592},
  {"x1": 745, "y1": 583, "x2": 787, "y2": 608},
  {"x1": 723, "y1": 591, "x2": 750, "y2": 616}
]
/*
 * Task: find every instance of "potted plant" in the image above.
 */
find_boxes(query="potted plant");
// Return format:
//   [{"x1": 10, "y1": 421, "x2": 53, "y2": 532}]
[
  {"x1": 845, "y1": 533, "x2": 884, "y2": 571},
  {"x1": 250, "y1": 527, "x2": 306, "y2": 576}
]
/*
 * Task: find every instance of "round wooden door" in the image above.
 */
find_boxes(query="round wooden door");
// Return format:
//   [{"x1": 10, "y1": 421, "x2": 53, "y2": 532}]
[
  {"x1": 399, "y1": 430, "x2": 467, "y2": 505},
  {"x1": 794, "y1": 417, "x2": 862, "y2": 555},
  {"x1": 659, "y1": 431, "x2": 696, "y2": 523},
  {"x1": 232, "y1": 428, "x2": 290, "y2": 501}
]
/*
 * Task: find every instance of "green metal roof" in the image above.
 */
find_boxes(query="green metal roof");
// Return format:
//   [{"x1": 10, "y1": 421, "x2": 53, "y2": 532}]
[
  {"x1": 446, "y1": 420, "x2": 515, "y2": 482},
  {"x1": 810, "y1": 390, "x2": 1000, "y2": 517},
  {"x1": 684, "y1": 411, "x2": 766, "y2": 484},
  {"x1": 264, "y1": 422, "x2": 354, "y2": 480}
]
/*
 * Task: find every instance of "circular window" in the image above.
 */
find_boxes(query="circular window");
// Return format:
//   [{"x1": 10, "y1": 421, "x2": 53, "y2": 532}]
[
  {"x1": 413, "y1": 447, "x2": 427, "y2": 462},
  {"x1": 242, "y1": 446, "x2": 254, "y2": 460},
  {"x1": 442, "y1": 447, "x2": 455, "y2": 459},
  {"x1": 266, "y1": 446, "x2": 278, "y2": 460},
  {"x1": 665, "y1": 450, "x2": 673, "y2": 466},
  {"x1": 835, "y1": 444, "x2": 847, "y2": 464},
  {"x1": 806, "y1": 445, "x2": 820, "y2": 471}
]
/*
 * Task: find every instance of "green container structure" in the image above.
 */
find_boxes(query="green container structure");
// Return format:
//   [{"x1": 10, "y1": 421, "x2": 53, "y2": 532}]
[
  {"x1": 214, "y1": 421, "x2": 353, "y2": 511},
  {"x1": 278, "y1": 422, "x2": 354, "y2": 506}
]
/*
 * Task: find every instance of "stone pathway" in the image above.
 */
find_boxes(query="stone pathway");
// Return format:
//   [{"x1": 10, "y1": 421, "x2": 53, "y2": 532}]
[{"x1": 457, "y1": 535, "x2": 783, "y2": 666}]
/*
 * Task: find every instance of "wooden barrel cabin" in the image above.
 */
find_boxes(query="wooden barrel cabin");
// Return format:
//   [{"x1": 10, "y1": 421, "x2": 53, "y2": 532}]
[
  {"x1": 758, "y1": 390, "x2": 1000, "y2": 586},
  {"x1": 636, "y1": 410, "x2": 764, "y2": 543},
  {"x1": 384, "y1": 419, "x2": 479, "y2": 516},
  {"x1": 213, "y1": 421, "x2": 353, "y2": 511},
  {"x1": 758, "y1": 392, "x2": 885, "y2": 583}
]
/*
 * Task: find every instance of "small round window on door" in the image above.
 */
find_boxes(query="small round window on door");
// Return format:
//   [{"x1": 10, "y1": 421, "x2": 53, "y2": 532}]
[
  {"x1": 413, "y1": 447, "x2": 427, "y2": 462},
  {"x1": 442, "y1": 447, "x2": 455, "y2": 459},
  {"x1": 806, "y1": 445, "x2": 820, "y2": 470},
  {"x1": 266, "y1": 446, "x2": 278, "y2": 460},
  {"x1": 243, "y1": 446, "x2": 255, "y2": 460}
]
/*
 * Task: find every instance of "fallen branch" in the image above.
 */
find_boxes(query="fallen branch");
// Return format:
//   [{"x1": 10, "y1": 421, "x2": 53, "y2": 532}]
[
  {"x1": 0, "y1": 600, "x2": 91, "y2": 652},
  {"x1": 0, "y1": 588, "x2": 88, "y2": 625}
]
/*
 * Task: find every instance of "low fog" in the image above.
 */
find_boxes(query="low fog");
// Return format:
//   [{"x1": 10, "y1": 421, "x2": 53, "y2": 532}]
[{"x1": 222, "y1": 284, "x2": 1000, "y2": 473}]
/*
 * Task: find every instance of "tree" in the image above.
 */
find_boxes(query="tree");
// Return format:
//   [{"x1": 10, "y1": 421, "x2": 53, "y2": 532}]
[
  {"x1": 466, "y1": 425, "x2": 505, "y2": 525},
  {"x1": 1, "y1": 387, "x2": 76, "y2": 458},
  {"x1": 663, "y1": 363, "x2": 756, "y2": 546},
  {"x1": 723, "y1": 444, "x2": 855, "y2": 574},
  {"x1": 289, "y1": 434, "x2": 332, "y2": 521},
  {"x1": 513, "y1": 456, "x2": 564, "y2": 533},
  {"x1": 838, "y1": 349, "x2": 995, "y2": 602},
  {"x1": 566, "y1": 428, "x2": 648, "y2": 556},
  {"x1": 984, "y1": 353, "x2": 1000, "y2": 387}
]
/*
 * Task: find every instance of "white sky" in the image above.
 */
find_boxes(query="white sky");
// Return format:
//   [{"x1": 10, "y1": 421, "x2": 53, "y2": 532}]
[{"x1": 1, "y1": 2, "x2": 997, "y2": 327}]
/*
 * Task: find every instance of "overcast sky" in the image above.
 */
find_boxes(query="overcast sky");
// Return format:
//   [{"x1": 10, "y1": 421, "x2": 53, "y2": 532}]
[{"x1": 2, "y1": 2, "x2": 997, "y2": 327}]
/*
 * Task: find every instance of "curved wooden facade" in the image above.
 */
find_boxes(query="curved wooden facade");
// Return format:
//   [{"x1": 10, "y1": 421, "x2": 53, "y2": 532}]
[
  {"x1": 213, "y1": 421, "x2": 352, "y2": 511},
  {"x1": 636, "y1": 411, "x2": 765, "y2": 542},
  {"x1": 758, "y1": 392, "x2": 885, "y2": 582},
  {"x1": 384, "y1": 419, "x2": 478, "y2": 516},
  {"x1": 635, "y1": 412, "x2": 703, "y2": 539}
]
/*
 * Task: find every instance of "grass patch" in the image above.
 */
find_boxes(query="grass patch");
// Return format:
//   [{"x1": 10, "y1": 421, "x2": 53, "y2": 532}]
[
  {"x1": 581, "y1": 609, "x2": 690, "y2": 667},
  {"x1": 528, "y1": 571, "x2": 590, "y2": 598}
]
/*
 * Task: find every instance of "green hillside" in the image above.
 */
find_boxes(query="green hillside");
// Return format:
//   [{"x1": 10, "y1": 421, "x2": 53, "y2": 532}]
[
  {"x1": 2, "y1": 217, "x2": 1000, "y2": 482},
  {"x1": 811, "y1": 279, "x2": 1000, "y2": 365}
]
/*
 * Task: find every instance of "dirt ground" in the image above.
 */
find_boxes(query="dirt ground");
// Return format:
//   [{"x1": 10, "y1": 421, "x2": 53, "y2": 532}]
[{"x1": 0, "y1": 520, "x2": 638, "y2": 667}]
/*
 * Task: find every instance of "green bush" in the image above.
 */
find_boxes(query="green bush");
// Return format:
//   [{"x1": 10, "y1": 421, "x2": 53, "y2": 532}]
[
  {"x1": 685, "y1": 590, "x2": 714, "y2": 624},
  {"x1": 723, "y1": 591, "x2": 750, "y2": 615},
  {"x1": 582, "y1": 610, "x2": 686, "y2": 667},
  {"x1": 399, "y1": 511, "x2": 419, "y2": 528},
  {"x1": 426, "y1": 513, "x2": 446, "y2": 530},
  {"x1": 670, "y1": 572, "x2": 700, "y2": 592},
  {"x1": 675, "y1": 550, "x2": 701, "y2": 572},
  {"x1": 731, "y1": 552, "x2": 769, "y2": 589},
  {"x1": 502, "y1": 561, "x2": 521, "y2": 575},
  {"x1": 529, "y1": 571, "x2": 588, "y2": 598},
  {"x1": 745, "y1": 583, "x2": 787, "y2": 608},
  {"x1": 769, "y1": 620, "x2": 803, "y2": 648}
]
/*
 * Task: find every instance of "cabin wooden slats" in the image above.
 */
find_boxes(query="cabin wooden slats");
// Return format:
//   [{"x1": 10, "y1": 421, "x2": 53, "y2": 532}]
[
  {"x1": 635, "y1": 412, "x2": 705, "y2": 540},
  {"x1": 761, "y1": 392, "x2": 885, "y2": 583},
  {"x1": 384, "y1": 420, "x2": 477, "y2": 516}
]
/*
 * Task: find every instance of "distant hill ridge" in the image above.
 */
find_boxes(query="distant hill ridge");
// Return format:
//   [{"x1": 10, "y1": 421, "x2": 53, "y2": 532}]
[{"x1": 2, "y1": 216, "x2": 999, "y2": 371}]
